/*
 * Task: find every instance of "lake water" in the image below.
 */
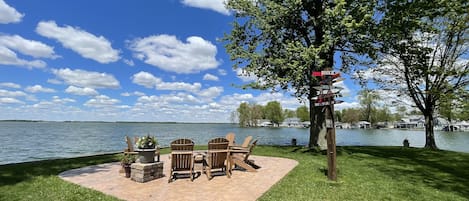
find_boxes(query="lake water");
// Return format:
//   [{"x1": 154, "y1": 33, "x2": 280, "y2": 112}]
[{"x1": 1, "y1": 121, "x2": 468, "y2": 165}]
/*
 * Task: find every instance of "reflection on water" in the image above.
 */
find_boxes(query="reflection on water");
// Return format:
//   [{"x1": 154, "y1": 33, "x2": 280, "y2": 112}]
[{"x1": 0, "y1": 122, "x2": 468, "y2": 165}]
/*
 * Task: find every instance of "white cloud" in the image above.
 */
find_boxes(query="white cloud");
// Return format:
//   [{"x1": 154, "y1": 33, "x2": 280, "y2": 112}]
[
  {"x1": 33, "y1": 96, "x2": 75, "y2": 109},
  {"x1": 220, "y1": 93, "x2": 254, "y2": 105},
  {"x1": 137, "y1": 93, "x2": 200, "y2": 106},
  {"x1": 0, "y1": 45, "x2": 46, "y2": 68},
  {"x1": 157, "y1": 81, "x2": 201, "y2": 93},
  {"x1": 198, "y1": 86, "x2": 223, "y2": 99},
  {"x1": 0, "y1": 82, "x2": 21, "y2": 88},
  {"x1": 0, "y1": 89, "x2": 26, "y2": 97},
  {"x1": 36, "y1": 21, "x2": 120, "y2": 63},
  {"x1": 131, "y1": 71, "x2": 202, "y2": 93},
  {"x1": 129, "y1": 34, "x2": 219, "y2": 74},
  {"x1": 218, "y1": 69, "x2": 227, "y2": 76},
  {"x1": 52, "y1": 68, "x2": 120, "y2": 89},
  {"x1": 0, "y1": 34, "x2": 58, "y2": 58},
  {"x1": 0, "y1": 97, "x2": 23, "y2": 104},
  {"x1": 133, "y1": 91, "x2": 145, "y2": 96},
  {"x1": 335, "y1": 101, "x2": 360, "y2": 111},
  {"x1": 181, "y1": 0, "x2": 229, "y2": 15},
  {"x1": 131, "y1": 71, "x2": 161, "y2": 88},
  {"x1": 47, "y1": 79, "x2": 62, "y2": 85},
  {"x1": 333, "y1": 81, "x2": 351, "y2": 97},
  {"x1": 51, "y1": 96, "x2": 75, "y2": 104},
  {"x1": 203, "y1": 73, "x2": 219, "y2": 81},
  {"x1": 123, "y1": 58, "x2": 134, "y2": 66},
  {"x1": 236, "y1": 68, "x2": 257, "y2": 82},
  {"x1": 0, "y1": 34, "x2": 58, "y2": 68},
  {"x1": 121, "y1": 91, "x2": 146, "y2": 97},
  {"x1": 0, "y1": 0, "x2": 24, "y2": 24},
  {"x1": 65, "y1": 86, "x2": 99, "y2": 96},
  {"x1": 25, "y1": 85, "x2": 56, "y2": 93},
  {"x1": 84, "y1": 95, "x2": 120, "y2": 108}
]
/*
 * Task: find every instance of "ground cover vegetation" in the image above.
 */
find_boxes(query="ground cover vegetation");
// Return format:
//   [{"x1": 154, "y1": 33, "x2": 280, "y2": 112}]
[{"x1": 1, "y1": 146, "x2": 468, "y2": 201}]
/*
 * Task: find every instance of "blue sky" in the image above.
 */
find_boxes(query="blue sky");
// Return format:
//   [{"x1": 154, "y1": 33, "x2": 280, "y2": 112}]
[{"x1": 0, "y1": 0, "x2": 361, "y2": 122}]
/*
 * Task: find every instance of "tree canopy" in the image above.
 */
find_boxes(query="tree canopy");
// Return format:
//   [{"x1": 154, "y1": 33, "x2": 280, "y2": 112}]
[
  {"x1": 362, "y1": 0, "x2": 469, "y2": 149},
  {"x1": 224, "y1": 0, "x2": 378, "y2": 147},
  {"x1": 265, "y1": 101, "x2": 284, "y2": 126}
]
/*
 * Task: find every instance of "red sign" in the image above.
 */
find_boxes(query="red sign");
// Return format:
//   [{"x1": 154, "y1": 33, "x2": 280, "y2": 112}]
[{"x1": 312, "y1": 71, "x2": 340, "y2": 77}]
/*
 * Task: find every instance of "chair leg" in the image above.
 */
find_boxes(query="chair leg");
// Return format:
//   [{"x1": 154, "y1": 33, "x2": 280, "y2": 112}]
[
  {"x1": 225, "y1": 167, "x2": 230, "y2": 178},
  {"x1": 168, "y1": 170, "x2": 173, "y2": 183},
  {"x1": 206, "y1": 167, "x2": 212, "y2": 180},
  {"x1": 190, "y1": 169, "x2": 194, "y2": 181}
]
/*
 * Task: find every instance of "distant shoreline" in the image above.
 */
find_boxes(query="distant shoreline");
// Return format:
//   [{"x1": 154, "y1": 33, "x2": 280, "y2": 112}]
[{"x1": 0, "y1": 120, "x2": 233, "y2": 124}]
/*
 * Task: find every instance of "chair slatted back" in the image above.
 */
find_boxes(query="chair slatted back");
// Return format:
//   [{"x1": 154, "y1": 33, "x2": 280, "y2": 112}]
[
  {"x1": 207, "y1": 138, "x2": 229, "y2": 169},
  {"x1": 244, "y1": 139, "x2": 258, "y2": 162},
  {"x1": 170, "y1": 139, "x2": 194, "y2": 171},
  {"x1": 125, "y1": 136, "x2": 135, "y2": 152},
  {"x1": 225, "y1": 132, "x2": 235, "y2": 147},
  {"x1": 241, "y1": 136, "x2": 253, "y2": 148}
]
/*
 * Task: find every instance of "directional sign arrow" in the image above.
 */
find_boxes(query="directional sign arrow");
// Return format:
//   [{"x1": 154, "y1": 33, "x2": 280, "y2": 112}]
[
  {"x1": 321, "y1": 71, "x2": 340, "y2": 75},
  {"x1": 313, "y1": 85, "x2": 344, "y2": 90},
  {"x1": 314, "y1": 100, "x2": 344, "y2": 106},
  {"x1": 312, "y1": 71, "x2": 341, "y2": 77},
  {"x1": 320, "y1": 77, "x2": 345, "y2": 85},
  {"x1": 317, "y1": 93, "x2": 343, "y2": 99}
]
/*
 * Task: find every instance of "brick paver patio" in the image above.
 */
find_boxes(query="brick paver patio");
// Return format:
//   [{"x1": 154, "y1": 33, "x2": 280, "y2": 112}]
[{"x1": 59, "y1": 154, "x2": 298, "y2": 201}]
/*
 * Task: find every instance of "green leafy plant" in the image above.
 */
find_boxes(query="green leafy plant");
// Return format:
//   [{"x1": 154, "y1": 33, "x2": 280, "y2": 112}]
[
  {"x1": 120, "y1": 154, "x2": 136, "y2": 165},
  {"x1": 135, "y1": 135, "x2": 158, "y2": 149}
]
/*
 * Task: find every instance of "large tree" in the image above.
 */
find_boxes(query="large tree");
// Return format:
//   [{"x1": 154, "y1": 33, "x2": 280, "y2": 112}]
[
  {"x1": 296, "y1": 105, "x2": 310, "y2": 122},
  {"x1": 358, "y1": 89, "x2": 380, "y2": 124},
  {"x1": 341, "y1": 108, "x2": 361, "y2": 124},
  {"x1": 364, "y1": 0, "x2": 469, "y2": 149},
  {"x1": 224, "y1": 0, "x2": 377, "y2": 148},
  {"x1": 236, "y1": 102, "x2": 265, "y2": 127},
  {"x1": 264, "y1": 101, "x2": 284, "y2": 126}
]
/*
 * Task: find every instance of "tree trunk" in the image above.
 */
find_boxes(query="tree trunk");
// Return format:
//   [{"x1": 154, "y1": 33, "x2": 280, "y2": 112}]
[
  {"x1": 424, "y1": 114, "x2": 438, "y2": 150},
  {"x1": 309, "y1": 99, "x2": 327, "y2": 149}
]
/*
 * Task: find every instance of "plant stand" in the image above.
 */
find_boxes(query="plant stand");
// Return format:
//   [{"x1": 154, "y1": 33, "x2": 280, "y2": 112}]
[{"x1": 130, "y1": 161, "x2": 164, "y2": 183}]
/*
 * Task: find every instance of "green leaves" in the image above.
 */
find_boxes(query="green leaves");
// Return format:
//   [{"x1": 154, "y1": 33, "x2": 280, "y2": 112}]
[{"x1": 224, "y1": 0, "x2": 378, "y2": 97}]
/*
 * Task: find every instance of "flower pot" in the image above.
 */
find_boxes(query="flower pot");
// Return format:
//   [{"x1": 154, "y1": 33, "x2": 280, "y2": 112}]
[
  {"x1": 123, "y1": 164, "x2": 131, "y2": 178},
  {"x1": 137, "y1": 149, "x2": 156, "y2": 163}
]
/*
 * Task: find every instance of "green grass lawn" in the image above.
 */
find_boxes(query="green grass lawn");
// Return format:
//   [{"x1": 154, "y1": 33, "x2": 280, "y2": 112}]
[{"x1": 1, "y1": 146, "x2": 468, "y2": 201}]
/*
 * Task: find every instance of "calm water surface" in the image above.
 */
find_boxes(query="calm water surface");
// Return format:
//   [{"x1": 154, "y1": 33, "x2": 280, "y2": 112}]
[{"x1": 1, "y1": 122, "x2": 468, "y2": 165}]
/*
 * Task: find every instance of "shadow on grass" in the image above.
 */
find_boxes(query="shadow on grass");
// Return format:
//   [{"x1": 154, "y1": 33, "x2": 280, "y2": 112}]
[
  {"x1": 342, "y1": 146, "x2": 469, "y2": 198},
  {"x1": 0, "y1": 153, "x2": 120, "y2": 186}
]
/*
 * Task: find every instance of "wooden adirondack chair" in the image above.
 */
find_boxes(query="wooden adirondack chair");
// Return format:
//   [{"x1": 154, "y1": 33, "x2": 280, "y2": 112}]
[
  {"x1": 240, "y1": 136, "x2": 253, "y2": 148},
  {"x1": 225, "y1": 132, "x2": 235, "y2": 147},
  {"x1": 205, "y1": 137, "x2": 230, "y2": 180},
  {"x1": 168, "y1": 138, "x2": 195, "y2": 183},
  {"x1": 124, "y1": 136, "x2": 138, "y2": 154},
  {"x1": 231, "y1": 139, "x2": 259, "y2": 172}
]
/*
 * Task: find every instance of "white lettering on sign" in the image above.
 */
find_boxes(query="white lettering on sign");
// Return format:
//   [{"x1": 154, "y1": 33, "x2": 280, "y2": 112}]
[{"x1": 321, "y1": 71, "x2": 339, "y2": 75}]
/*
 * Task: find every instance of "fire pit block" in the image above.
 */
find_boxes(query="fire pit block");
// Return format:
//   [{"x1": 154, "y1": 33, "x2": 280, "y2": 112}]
[{"x1": 130, "y1": 161, "x2": 164, "y2": 183}]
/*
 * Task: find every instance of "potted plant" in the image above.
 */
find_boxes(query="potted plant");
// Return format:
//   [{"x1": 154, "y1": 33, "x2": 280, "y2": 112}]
[
  {"x1": 135, "y1": 135, "x2": 158, "y2": 163},
  {"x1": 121, "y1": 154, "x2": 136, "y2": 178}
]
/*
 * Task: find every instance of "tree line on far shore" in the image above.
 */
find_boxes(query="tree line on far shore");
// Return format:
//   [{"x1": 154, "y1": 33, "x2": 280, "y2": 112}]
[
  {"x1": 233, "y1": 89, "x2": 469, "y2": 128},
  {"x1": 231, "y1": 101, "x2": 308, "y2": 127}
]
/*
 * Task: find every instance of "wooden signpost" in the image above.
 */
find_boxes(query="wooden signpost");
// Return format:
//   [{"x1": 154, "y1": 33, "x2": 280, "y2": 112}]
[{"x1": 312, "y1": 70, "x2": 342, "y2": 181}]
